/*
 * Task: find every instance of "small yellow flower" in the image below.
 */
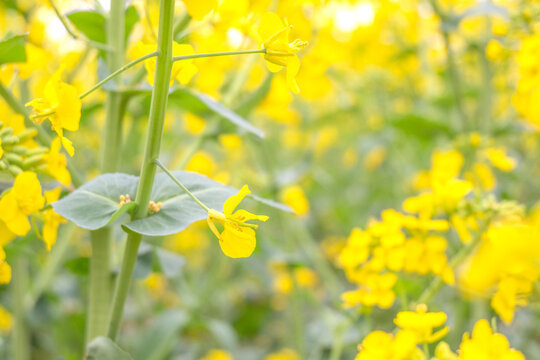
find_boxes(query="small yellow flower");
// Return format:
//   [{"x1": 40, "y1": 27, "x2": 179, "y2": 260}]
[
  {"x1": 199, "y1": 349, "x2": 233, "y2": 360},
  {"x1": 458, "y1": 320, "x2": 524, "y2": 360},
  {"x1": 207, "y1": 185, "x2": 268, "y2": 258},
  {"x1": 45, "y1": 137, "x2": 71, "y2": 186},
  {"x1": 42, "y1": 188, "x2": 67, "y2": 251},
  {"x1": 25, "y1": 68, "x2": 80, "y2": 157},
  {"x1": 0, "y1": 305, "x2": 12, "y2": 333},
  {"x1": 355, "y1": 330, "x2": 421, "y2": 360},
  {"x1": 0, "y1": 247, "x2": 12, "y2": 284},
  {"x1": 281, "y1": 185, "x2": 309, "y2": 217},
  {"x1": 257, "y1": 12, "x2": 308, "y2": 94},
  {"x1": 0, "y1": 172, "x2": 45, "y2": 236},
  {"x1": 265, "y1": 348, "x2": 300, "y2": 360},
  {"x1": 394, "y1": 304, "x2": 449, "y2": 344}
]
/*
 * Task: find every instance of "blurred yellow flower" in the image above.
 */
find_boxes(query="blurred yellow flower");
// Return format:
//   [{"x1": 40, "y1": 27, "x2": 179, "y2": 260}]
[
  {"x1": 199, "y1": 349, "x2": 233, "y2": 360},
  {"x1": 281, "y1": 185, "x2": 309, "y2": 217},
  {"x1": 182, "y1": 0, "x2": 217, "y2": 21},
  {"x1": 207, "y1": 185, "x2": 269, "y2": 258},
  {"x1": 0, "y1": 247, "x2": 12, "y2": 285},
  {"x1": 265, "y1": 348, "x2": 300, "y2": 360},
  {"x1": 45, "y1": 137, "x2": 71, "y2": 186},
  {"x1": 0, "y1": 171, "x2": 44, "y2": 236},
  {"x1": 355, "y1": 329, "x2": 422, "y2": 360},
  {"x1": 133, "y1": 41, "x2": 198, "y2": 86},
  {"x1": 457, "y1": 320, "x2": 524, "y2": 360},
  {"x1": 0, "y1": 305, "x2": 12, "y2": 333},
  {"x1": 25, "y1": 68, "x2": 80, "y2": 156},
  {"x1": 257, "y1": 12, "x2": 308, "y2": 93},
  {"x1": 42, "y1": 188, "x2": 67, "y2": 251},
  {"x1": 394, "y1": 304, "x2": 449, "y2": 344}
]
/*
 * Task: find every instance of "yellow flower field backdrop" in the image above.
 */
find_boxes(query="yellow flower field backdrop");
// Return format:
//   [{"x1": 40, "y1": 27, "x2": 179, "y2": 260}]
[{"x1": 0, "y1": 0, "x2": 539, "y2": 359}]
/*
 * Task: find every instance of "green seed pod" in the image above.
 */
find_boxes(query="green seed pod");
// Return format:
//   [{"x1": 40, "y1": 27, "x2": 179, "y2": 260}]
[
  {"x1": 27, "y1": 147, "x2": 49, "y2": 156},
  {"x1": 0, "y1": 160, "x2": 6, "y2": 170},
  {"x1": 7, "y1": 165, "x2": 23, "y2": 176},
  {"x1": 10, "y1": 146, "x2": 28, "y2": 156},
  {"x1": 2, "y1": 135, "x2": 19, "y2": 146},
  {"x1": 6, "y1": 153, "x2": 24, "y2": 167},
  {"x1": 17, "y1": 128, "x2": 39, "y2": 142},
  {"x1": 0, "y1": 127, "x2": 14, "y2": 139},
  {"x1": 23, "y1": 154, "x2": 45, "y2": 168}
]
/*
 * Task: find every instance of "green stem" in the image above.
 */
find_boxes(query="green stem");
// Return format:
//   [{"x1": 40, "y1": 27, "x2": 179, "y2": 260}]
[
  {"x1": 79, "y1": 51, "x2": 159, "y2": 99},
  {"x1": 87, "y1": 0, "x2": 126, "y2": 345},
  {"x1": 107, "y1": 0, "x2": 176, "y2": 341},
  {"x1": 11, "y1": 256, "x2": 29, "y2": 360},
  {"x1": 0, "y1": 83, "x2": 83, "y2": 186},
  {"x1": 48, "y1": 0, "x2": 112, "y2": 51},
  {"x1": 172, "y1": 49, "x2": 265, "y2": 62},
  {"x1": 154, "y1": 159, "x2": 210, "y2": 212}
]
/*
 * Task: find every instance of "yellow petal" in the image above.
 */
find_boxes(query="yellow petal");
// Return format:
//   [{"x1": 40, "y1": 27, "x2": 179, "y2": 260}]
[
  {"x1": 219, "y1": 225, "x2": 256, "y2": 258},
  {"x1": 258, "y1": 12, "x2": 285, "y2": 44},
  {"x1": 231, "y1": 209, "x2": 269, "y2": 223},
  {"x1": 265, "y1": 60, "x2": 284, "y2": 73},
  {"x1": 61, "y1": 136, "x2": 75, "y2": 157},
  {"x1": 45, "y1": 187, "x2": 62, "y2": 204},
  {"x1": 182, "y1": 0, "x2": 217, "y2": 20},
  {"x1": 223, "y1": 185, "x2": 250, "y2": 216},
  {"x1": 286, "y1": 55, "x2": 301, "y2": 94}
]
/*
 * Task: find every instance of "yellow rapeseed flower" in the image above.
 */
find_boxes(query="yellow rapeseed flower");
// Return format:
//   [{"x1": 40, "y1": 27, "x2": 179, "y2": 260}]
[
  {"x1": 281, "y1": 185, "x2": 309, "y2": 217},
  {"x1": 207, "y1": 185, "x2": 269, "y2": 258},
  {"x1": 45, "y1": 137, "x2": 71, "y2": 186},
  {"x1": 457, "y1": 320, "x2": 524, "y2": 360},
  {"x1": 0, "y1": 305, "x2": 12, "y2": 333},
  {"x1": 182, "y1": 0, "x2": 217, "y2": 21},
  {"x1": 0, "y1": 171, "x2": 45, "y2": 236},
  {"x1": 25, "y1": 68, "x2": 80, "y2": 156},
  {"x1": 257, "y1": 12, "x2": 308, "y2": 94},
  {"x1": 42, "y1": 188, "x2": 67, "y2": 251},
  {"x1": 355, "y1": 330, "x2": 422, "y2": 360},
  {"x1": 0, "y1": 247, "x2": 12, "y2": 284},
  {"x1": 394, "y1": 304, "x2": 449, "y2": 344},
  {"x1": 199, "y1": 349, "x2": 233, "y2": 360}
]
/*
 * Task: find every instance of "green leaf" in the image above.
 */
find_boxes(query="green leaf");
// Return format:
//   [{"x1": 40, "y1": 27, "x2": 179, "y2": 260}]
[
  {"x1": 85, "y1": 337, "x2": 133, "y2": 360},
  {"x1": 66, "y1": 11, "x2": 107, "y2": 44},
  {"x1": 0, "y1": 34, "x2": 26, "y2": 65},
  {"x1": 52, "y1": 173, "x2": 138, "y2": 230},
  {"x1": 65, "y1": 257, "x2": 90, "y2": 276},
  {"x1": 235, "y1": 74, "x2": 273, "y2": 117},
  {"x1": 169, "y1": 87, "x2": 265, "y2": 138},
  {"x1": 124, "y1": 171, "x2": 237, "y2": 236},
  {"x1": 53, "y1": 171, "x2": 289, "y2": 234},
  {"x1": 125, "y1": 6, "x2": 140, "y2": 42},
  {"x1": 156, "y1": 248, "x2": 185, "y2": 278},
  {"x1": 391, "y1": 114, "x2": 454, "y2": 140},
  {"x1": 134, "y1": 310, "x2": 188, "y2": 360}
]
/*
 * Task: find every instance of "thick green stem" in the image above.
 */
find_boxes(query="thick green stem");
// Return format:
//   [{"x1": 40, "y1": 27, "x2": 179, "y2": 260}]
[
  {"x1": 11, "y1": 256, "x2": 29, "y2": 360},
  {"x1": 107, "y1": 0, "x2": 175, "y2": 341},
  {"x1": 87, "y1": 0, "x2": 126, "y2": 345}
]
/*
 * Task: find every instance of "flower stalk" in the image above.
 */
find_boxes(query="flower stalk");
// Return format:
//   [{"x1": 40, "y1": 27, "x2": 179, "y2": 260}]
[{"x1": 106, "y1": 0, "x2": 176, "y2": 340}]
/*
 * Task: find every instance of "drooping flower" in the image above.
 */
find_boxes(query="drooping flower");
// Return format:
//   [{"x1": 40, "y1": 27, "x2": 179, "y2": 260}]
[
  {"x1": 0, "y1": 171, "x2": 45, "y2": 236},
  {"x1": 207, "y1": 185, "x2": 268, "y2": 258},
  {"x1": 257, "y1": 12, "x2": 308, "y2": 94},
  {"x1": 45, "y1": 137, "x2": 71, "y2": 186},
  {"x1": 25, "y1": 68, "x2": 80, "y2": 156},
  {"x1": 42, "y1": 188, "x2": 67, "y2": 251}
]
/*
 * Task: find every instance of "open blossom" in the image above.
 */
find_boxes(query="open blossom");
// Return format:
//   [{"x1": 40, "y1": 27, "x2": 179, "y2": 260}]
[
  {"x1": 394, "y1": 304, "x2": 449, "y2": 344},
  {"x1": 0, "y1": 171, "x2": 44, "y2": 236},
  {"x1": 355, "y1": 329, "x2": 423, "y2": 360},
  {"x1": 257, "y1": 12, "x2": 308, "y2": 94},
  {"x1": 25, "y1": 68, "x2": 80, "y2": 156},
  {"x1": 458, "y1": 320, "x2": 524, "y2": 360},
  {"x1": 207, "y1": 185, "x2": 268, "y2": 258}
]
